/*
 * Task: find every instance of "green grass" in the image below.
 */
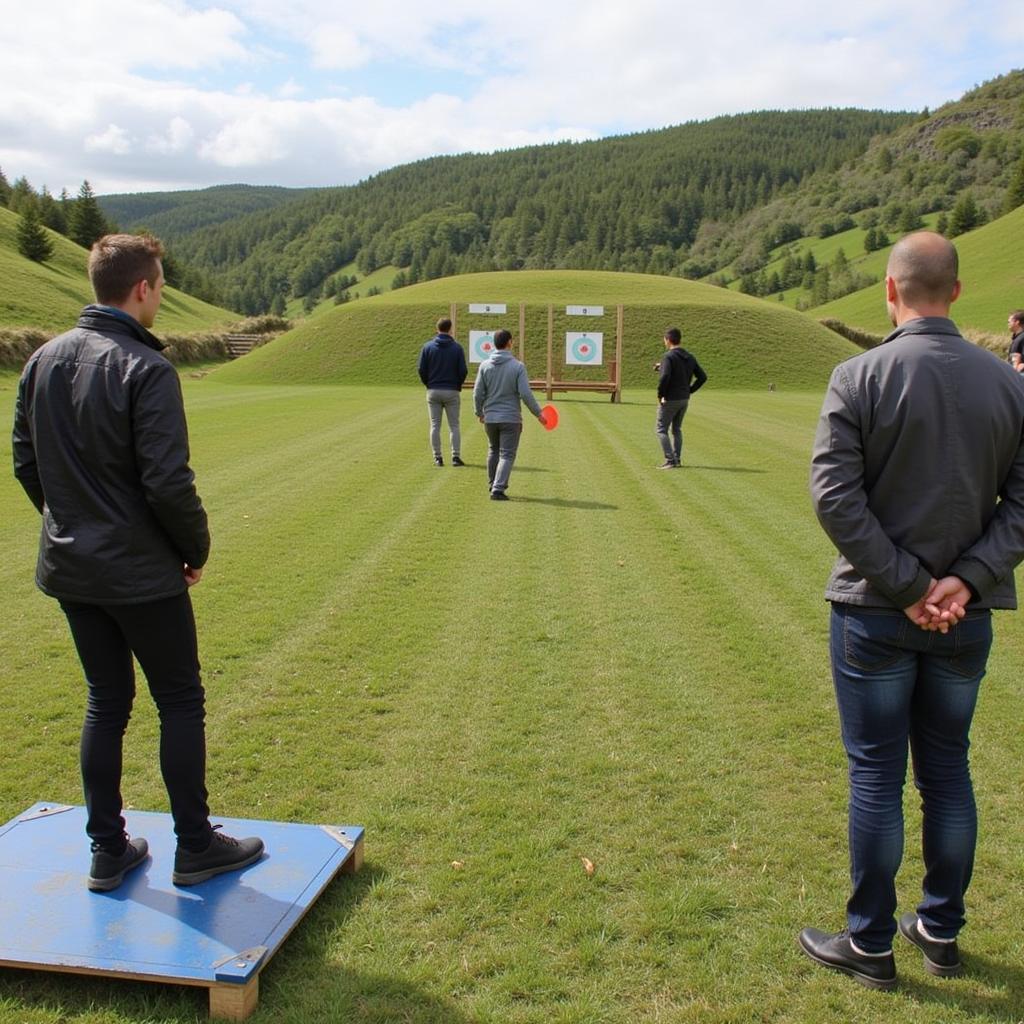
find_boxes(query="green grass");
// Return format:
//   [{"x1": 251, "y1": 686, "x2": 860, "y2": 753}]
[
  {"x1": 816, "y1": 204, "x2": 1024, "y2": 334},
  {"x1": 2, "y1": 374, "x2": 1023, "y2": 1023},
  {"x1": 285, "y1": 263, "x2": 402, "y2": 319},
  {"x1": 215, "y1": 270, "x2": 858, "y2": 390},
  {"x1": 0, "y1": 207, "x2": 239, "y2": 334}
]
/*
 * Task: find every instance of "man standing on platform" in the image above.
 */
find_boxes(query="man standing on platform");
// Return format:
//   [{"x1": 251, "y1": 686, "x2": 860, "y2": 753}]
[
  {"x1": 418, "y1": 316, "x2": 468, "y2": 466},
  {"x1": 801, "y1": 231, "x2": 1024, "y2": 988},
  {"x1": 473, "y1": 329, "x2": 546, "y2": 500},
  {"x1": 655, "y1": 327, "x2": 707, "y2": 468},
  {"x1": 13, "y1": 233, "x2": 264, "y2": 892}
]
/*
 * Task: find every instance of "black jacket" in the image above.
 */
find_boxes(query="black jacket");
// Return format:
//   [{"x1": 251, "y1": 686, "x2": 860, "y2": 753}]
[
  {"x1": 658, "y1": 346, "x2": 707, "y2": 401},
  {"x1": 12, "y1": 306, "x2": 209, "y2": 605}
]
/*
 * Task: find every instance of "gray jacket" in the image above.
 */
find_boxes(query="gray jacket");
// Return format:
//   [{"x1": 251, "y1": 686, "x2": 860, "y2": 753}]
[
  {"x1": 810, "y1": 317, "x2": 1024, "y2": 609},
  {"x1": 473, "y1": 350, "x2": 543, "y2": 423}
]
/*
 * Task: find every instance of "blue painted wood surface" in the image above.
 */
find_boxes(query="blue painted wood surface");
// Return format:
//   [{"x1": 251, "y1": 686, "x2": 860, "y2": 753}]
[{"x1": 0, "y1": 803, "x2": 363, "y2": 985}]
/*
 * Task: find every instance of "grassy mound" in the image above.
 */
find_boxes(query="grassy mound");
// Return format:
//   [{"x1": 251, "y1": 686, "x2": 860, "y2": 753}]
[
  {"x1": 816, "y1": 204, "x2": 1024, "y2": 335},
  {"x1": 0, "y1": 206, "x2": 238, "y2": 334},
  {"x1": 214, "y1": 270, "x2": 858, "y2": 390}
]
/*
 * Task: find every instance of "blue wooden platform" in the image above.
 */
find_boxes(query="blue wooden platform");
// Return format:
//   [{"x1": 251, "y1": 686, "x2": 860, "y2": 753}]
[{"x1": 0, "y1": 802, "x2": 364, "y2": 1019}]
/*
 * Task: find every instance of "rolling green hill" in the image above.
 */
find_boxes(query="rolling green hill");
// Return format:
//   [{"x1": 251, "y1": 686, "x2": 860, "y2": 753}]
[
  {"x1": 213, "y1": 270, "x2": 858, "y2": 390},
  {"x1": 815, "y1": 203, "x2": 1024, "y2": 333},
  {"x1": 0, "y1": 206, "x2": 238, "y2": 333}
]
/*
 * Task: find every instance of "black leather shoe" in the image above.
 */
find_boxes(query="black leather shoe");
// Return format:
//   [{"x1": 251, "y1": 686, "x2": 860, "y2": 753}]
[
  {"x1": 433, "y1": 455, "x2": 444, "y2": 467},
  {"x1": 452, "y1": 456, "x2": 466, "y2": 466},
  {"x1": 798, "y1": 927, "x2": 896, "y2": 990},
  {"x1": 173, "y1": 826, "x2": 264, "y2": 886},
  {"x1": 898, "y1": 913, "x2": 962, "y2": 977},
  {"x1": 490, "y1": 490, "x2": 509, "y2": 501},
  {"x1": 88, "y1": 836, "x2": 149, "y2": 892}
]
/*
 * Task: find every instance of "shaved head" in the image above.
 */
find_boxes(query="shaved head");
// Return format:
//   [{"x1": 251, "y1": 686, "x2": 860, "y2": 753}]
[{"x1": 886, "y1": 232, "x2": 960, "y2": 308}]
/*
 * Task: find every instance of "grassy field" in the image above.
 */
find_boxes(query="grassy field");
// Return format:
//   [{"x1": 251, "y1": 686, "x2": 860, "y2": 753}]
[
  {"x1": 816, "y1": 204, "x2": 1024, "y2": 335},
  {"x1": 0, "y1": 207, "x2": 238, "y2": 334},
  {"x1": 1, "y1": 372, "x2": 1022, "y2": 1024},
  {"x1": 218, "y1": 270, "x2": 857, "y2": 391}
]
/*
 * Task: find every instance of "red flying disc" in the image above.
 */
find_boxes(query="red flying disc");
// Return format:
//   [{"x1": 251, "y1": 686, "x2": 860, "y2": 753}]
[{"x1": 541, "y1": 404, "x2": 559, "y2": 431}]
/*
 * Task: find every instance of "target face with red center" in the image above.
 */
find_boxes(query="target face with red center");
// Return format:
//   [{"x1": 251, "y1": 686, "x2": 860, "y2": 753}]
[
  {"x1": 565, "y1": 332, "x2": 603, "y2": 366},
  {"x1": 469, "y1": 331, "x2": 496, "y2": 363}
]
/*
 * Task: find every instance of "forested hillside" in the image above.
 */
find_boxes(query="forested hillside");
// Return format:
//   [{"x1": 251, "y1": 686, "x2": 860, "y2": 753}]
[
  {"x1": 125, "y1": 109, "x2": 914, "y2": 315},
  {"x1": 98, "y1": 184, "x2": 314, "y2": 244}
]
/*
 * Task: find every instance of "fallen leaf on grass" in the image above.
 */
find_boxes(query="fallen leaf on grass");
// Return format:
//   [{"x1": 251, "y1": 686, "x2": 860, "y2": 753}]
[
  {"x1": 581, "y1": 857, "x2": 595, "y2": 877},
  {"x1": 451, "y1": 860, "x2": 465, "y2": 870}
]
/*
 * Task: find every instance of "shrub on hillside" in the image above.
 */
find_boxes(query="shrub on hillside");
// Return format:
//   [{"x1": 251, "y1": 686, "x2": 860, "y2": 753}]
[
  {"x1": 819, "y1": 318, "x2": 884, "y2": 350},
  {"x1": 0, "y1": 327, "x2": 49, "y2": 368}
]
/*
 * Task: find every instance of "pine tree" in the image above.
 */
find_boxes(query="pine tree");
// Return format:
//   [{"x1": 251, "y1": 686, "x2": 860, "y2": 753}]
[
  {"x1": 17, "y1": 205, "x2": 55, "y2": 262},
  {"x1": 1005, "y1": 157, "x2": 1024, "y2": 213},
  {"x1": 69, "y1": 180, "x2": 108, "y2": 249},
  {"x1": 948, "y1": 192, "x2": 984, "y2": 236},
  {"x1": 0, "y1": 166, "x2": 11, "y2": 207},
  {"x1": 37, "y1": 187, "x2": 67, "y2": 234}
]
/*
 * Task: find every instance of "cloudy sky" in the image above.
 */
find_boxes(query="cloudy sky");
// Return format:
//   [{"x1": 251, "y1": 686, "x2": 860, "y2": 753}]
[{"x1": 2, "y1": 0, "x2": 1022, "y2": 196}]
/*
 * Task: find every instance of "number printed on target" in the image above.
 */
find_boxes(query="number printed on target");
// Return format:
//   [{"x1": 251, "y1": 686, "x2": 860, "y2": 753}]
[{"x1": 565, "y1": 332, "x2": 603, "y2": 366}]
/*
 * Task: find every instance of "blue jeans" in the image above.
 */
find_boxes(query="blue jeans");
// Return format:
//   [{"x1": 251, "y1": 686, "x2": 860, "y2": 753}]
[{"x1": 829, "y1": 604, "x2": 992, "y2": 952}]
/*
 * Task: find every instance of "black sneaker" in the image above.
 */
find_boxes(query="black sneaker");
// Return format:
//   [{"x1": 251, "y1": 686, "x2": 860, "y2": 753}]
[
  {"x1": 88, "y1": 836, "x2": 149, "y2": 892},
  {"x1": 898, "y1": 913, "x2": 962, "y2": 977},
  {"x1": 433, "y1": 455, "x2": 444, "y2": 467},
  {"x1": 452, "y1": 456, "x2": 466, "y2": 467},
  {"x1": 657, "y1": 460, "x2": 677, "y2": 470},
  {"x1": 173, "y1": 826, "x2": 265, "y2": 886},
  {"x1": 798, "y1": 927, "x2": 896, "y2": 990},
  {"x1": 490, "y1": 490, "x2": 509, "y2": 501}
]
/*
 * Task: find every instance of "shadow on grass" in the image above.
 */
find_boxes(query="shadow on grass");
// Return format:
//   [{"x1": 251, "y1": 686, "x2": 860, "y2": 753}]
[
  {"x1": 511, "y1": 496, "x2": 618, "y2": 510},
  {"x1": 897, "y1": 951, "x2": 1024, "y2": 1021},
  {"x1": 683, "y1": 464, "x2": 767, "y2": 474},
  {"x1": 0, "y1": 861, "x2": 470, "y2": 1024}
]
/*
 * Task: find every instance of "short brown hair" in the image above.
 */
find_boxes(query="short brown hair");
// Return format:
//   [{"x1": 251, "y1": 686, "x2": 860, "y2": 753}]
[
  {"x1": 437, "y1": 317, "x2": 452, "y2": 333},
  {"x1": 1011, "y1": 310, "x2": 1024, "y2": 329},
  {"x1": 494, "y1": 329, "x2": 512, "y2": 349},
  {"x1": 88, "y1": 234, "x2": 164, "y2": 305}
]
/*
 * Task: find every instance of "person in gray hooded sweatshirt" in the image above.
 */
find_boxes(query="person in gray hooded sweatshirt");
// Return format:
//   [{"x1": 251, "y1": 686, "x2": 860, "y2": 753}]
[{"x1": 472, "y1": 329, "x2": 546, "y2": 500}]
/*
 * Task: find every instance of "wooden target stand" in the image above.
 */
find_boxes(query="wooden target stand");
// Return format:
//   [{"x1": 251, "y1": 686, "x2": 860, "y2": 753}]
[
  {"x1": 452, "y1": 302, "x2": 623, "y2": 403},
  {"x1": 0, "y1": 803, "x2": 364, "y2": 1020}
]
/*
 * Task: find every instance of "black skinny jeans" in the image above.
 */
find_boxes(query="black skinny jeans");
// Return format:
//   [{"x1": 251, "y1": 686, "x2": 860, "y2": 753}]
[{"x1": 60, "y1": 591, "x2": 213, "y2": 852}]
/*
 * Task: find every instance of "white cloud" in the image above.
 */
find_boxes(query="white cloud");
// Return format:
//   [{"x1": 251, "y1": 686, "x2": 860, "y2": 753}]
[
  {"x1": 85, "y1": 124, "x2": 133, "y2": 155},
  {"x1": 0, "y1": 0, "x2": 1022, "y2": 193}
]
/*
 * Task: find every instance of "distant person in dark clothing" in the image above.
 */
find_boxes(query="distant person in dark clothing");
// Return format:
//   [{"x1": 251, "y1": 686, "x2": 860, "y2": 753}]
[
  {"x1": 1007, "y1": 310, "x2": 1024, "y2": 372},
  {"x1": 13, "y1": 233, "x2": 264, "y2": 892},
  {"x1": 654, "y1": 327, "x2": 707, "y2": 468},
  {"x1": 418, "y1": 317, "x2": 468, "y2": 466}
]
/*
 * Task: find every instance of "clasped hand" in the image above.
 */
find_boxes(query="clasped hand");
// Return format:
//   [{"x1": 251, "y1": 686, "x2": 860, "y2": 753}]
[{"x1": 903, "y1": 576, "x2": 970, "y2": 633}]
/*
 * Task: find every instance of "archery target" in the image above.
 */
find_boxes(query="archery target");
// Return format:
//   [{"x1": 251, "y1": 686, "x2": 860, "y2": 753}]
[
  {"x1": 470, "y1": 330, "x2": 496, "y2": 363},
  {"x1": 565, "y1": 332, "x2": 603, "y2": 365}
]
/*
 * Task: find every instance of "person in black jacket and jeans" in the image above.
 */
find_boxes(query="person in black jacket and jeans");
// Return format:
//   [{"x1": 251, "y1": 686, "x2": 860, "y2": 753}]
[
  {"x1": 655, "y1": 327, "x2": 707, "y2": 468},
  {"x1": 13, "y1": 234, "x2": 263, "y2": 891}
]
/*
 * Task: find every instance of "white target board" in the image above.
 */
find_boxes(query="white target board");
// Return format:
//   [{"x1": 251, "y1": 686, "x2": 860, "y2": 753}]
[
  {"x1": 468, "y1": 303, "x2": 506, "y2": 314},
  {"x1": 566, "y1": 305, "x2": 604, "y2": 316},
  {"x1": 565, "y1": 332, "x2": 603, "y2": 366},
  {"x1": 469, "y1": 330, "x2": 497, "y2": 363}
]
